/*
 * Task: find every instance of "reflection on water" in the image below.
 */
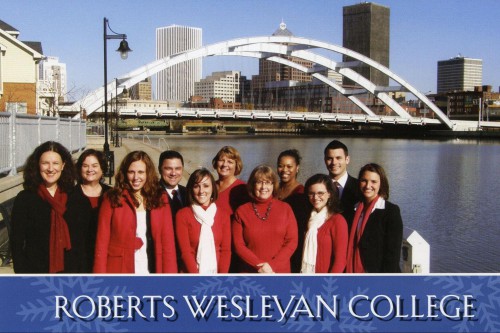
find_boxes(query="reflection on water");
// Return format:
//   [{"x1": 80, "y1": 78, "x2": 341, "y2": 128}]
[{"x1": 146, "y1": 134, "x2": 500, "y2": 273}]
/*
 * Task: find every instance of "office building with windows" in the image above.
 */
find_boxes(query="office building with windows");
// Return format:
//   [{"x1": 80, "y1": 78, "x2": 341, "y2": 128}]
[
  {"x1": 37, "y1": 56, "x2": 67, "y2": 115},
  {"x1": 437, "y1": 56, "x2": 482, "y2": 94},
  {"x1": 194, "y1": 71, "x2": 241, "y2": 103},
  {"x1": 342, "y1": 2, "x2": 390, "y2": 86},
  {"x1": 155, "y1": 25, "x2": 202, "y2": 103}
]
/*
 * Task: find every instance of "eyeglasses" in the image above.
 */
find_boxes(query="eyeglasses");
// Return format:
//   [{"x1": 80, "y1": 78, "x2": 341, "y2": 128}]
[
  {"x1": 255, "y1": 180, "x2": 273, "y2": 186},
  {"x1": 307, "y1": 191, "x2": 327, "y2": 198}
]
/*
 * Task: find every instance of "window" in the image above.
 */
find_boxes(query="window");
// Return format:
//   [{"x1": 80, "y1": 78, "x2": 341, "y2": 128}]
[{"x1": 6, "y1": 102, "x2": 27, "y2": 113}]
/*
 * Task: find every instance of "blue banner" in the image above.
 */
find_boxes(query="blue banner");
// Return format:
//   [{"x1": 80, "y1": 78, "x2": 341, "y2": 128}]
[{"x1": 1, "y1": 275, "x2": 499, "y2": 332}]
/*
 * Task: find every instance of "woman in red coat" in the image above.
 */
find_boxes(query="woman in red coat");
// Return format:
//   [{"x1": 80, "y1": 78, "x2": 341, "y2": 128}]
[
  {"x1": 212, "y1": 146, "x2": 249, "y2": 214},
  {"x1": 232, "y1": 165, "x2": 298, "y2": 273},
  {"x1": 93, "y1": 151, "x2": 177, "y2": 274},
  {"x1": 175, "y1": 168, "x2": 231, "y2": 274},
  {"x1": 301, "y1": 174, "x2": 348, "y2": 273}
]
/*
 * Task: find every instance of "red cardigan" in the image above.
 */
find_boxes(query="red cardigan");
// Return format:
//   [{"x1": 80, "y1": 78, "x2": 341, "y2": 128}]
[
  {"x1": 216, "y1": 178, "x2": 249, "y2": 214},
  {"x1": 232, "y1": 199, "x2": 298, "y2": 273},
  {"x1": 175, "y1": 204, "x2": 231, "y2": 273},
  {"x1": 310, "y1": 213, "x2": 348, "y2": 273},
  {"x1": 93, "y1": 191, "x2": 177, "y2": 273}
]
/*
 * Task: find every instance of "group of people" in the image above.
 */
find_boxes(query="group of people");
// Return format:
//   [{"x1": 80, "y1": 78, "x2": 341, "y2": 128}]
[{"x1": 10, "y1": 139, "x2": 403, "y2": 274}]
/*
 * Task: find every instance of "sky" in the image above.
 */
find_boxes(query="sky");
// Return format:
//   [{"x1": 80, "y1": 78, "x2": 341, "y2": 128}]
[{"x1": 2, "y1": 0, "x2": 499, "y2": 100}]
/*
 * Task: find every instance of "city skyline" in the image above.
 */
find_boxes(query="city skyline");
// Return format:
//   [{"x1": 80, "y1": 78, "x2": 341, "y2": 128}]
[{"x1": 2, "y1": 0, "x2": 499, "y2": 100}]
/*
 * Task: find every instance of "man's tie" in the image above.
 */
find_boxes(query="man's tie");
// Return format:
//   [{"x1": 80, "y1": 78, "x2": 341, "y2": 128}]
[
  {"x1": 333, "y1": 181, "x2": 341, "y2": 198},
  {"x1": 171, "y1": 189, "x2": 182, "y2": 213}
]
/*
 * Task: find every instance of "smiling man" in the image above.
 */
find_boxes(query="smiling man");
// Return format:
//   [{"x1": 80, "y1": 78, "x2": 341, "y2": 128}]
[
  {"x1": 323, "y1": 140, "x2": 361, "y2": 225},
  {"x1": 158, "y1": 150, "x2": 188, "y2": 222}
]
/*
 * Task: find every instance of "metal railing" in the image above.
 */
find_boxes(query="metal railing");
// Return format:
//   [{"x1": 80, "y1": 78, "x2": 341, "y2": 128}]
[{"x1": 0, "y1": 112, "x2": 87, "y2": 176}]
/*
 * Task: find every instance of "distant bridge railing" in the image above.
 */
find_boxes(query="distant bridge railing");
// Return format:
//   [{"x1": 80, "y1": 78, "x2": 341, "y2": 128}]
[
  {"x1": 0, "y1": 112, "x2": 86, "y2": 176},
  {"x1": 117, "y1": 107, "x2": 442, "y2": 126}
]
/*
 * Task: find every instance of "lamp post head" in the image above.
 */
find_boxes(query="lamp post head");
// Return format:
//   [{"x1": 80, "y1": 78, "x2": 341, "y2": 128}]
[{"x1": 117, "y1": 39, "x2": 132, "y2": 59}]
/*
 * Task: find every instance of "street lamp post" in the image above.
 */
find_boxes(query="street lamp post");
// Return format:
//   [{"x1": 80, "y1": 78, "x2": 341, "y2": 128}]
[{"x1": 103, "y1": 17, "x2": 131, "y2": 181}]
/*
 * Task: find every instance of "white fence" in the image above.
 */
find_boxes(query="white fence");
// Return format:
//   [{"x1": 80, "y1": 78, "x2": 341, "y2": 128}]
[{"x1": 0, "y1": 112, "x2": 86, "y2": 176}]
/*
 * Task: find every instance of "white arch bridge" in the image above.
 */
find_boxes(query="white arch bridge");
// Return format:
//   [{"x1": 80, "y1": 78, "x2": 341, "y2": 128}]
[{"x1": 72, "y1": 36, "x2": 487, "y2": 131}]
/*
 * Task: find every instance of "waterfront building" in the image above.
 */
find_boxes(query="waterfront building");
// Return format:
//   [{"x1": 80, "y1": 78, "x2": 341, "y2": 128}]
[
  {"x1": 437, "y1": 56, "x2": 482, "y2": 94},
  {"x1": 446, "y1": 85, "x2": 500, "y2": 120},
  {"x1": 194, "y1": 71, "x2": 241, "y2": 103},
  {"x1": 129, "y1": 78, "x2": 152, "y2": 100},
  {"x1": 155, "y1": 25, "x2": 202, "y2": 103},
  {"x1": 342, "y1": 2, "x2": 390, "y2": 86},
  {"x1": 37, "y1": 56, "x2": 67, "y2": 116},
  {"x1": 0, "y1": 20, "x2": 43, "y2": 114},
  {"x1": 251, "y1": 21, "x2": 314, "y2": 91}
]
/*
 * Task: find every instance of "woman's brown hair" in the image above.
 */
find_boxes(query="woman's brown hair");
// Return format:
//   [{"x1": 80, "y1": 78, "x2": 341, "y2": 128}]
[
  {"x1": 107, "y1": 151, "x2": 164, "y2": 209},
  {"x1": 247, "y1": 165, "x2": 279, "y2": 200},
  {"x1": 23, "y1": 141, "x2": 76, "y2": 193},
  {"x1": 358, "y1": 163, "x2": 390, "y2": 200},
  {"x1": 186, "y1": 168, "x2": 218, "y2": 206}
]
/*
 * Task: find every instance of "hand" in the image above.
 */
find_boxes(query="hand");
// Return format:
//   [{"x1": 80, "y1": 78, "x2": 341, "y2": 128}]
[{"x1": 257, "y1": 262, "x2": 274, "y2": 274}]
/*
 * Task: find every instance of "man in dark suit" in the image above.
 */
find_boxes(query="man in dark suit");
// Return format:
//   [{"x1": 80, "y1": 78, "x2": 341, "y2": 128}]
[
  {"x1": 158, "y1": 150, "x2": 188, "y2": 222},
  {"x1": 324, "y1": 140, "x2": 361, "y2": 228}
]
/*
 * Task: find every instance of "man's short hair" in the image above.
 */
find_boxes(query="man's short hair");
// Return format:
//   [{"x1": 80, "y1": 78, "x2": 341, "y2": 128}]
[
  {"x1": 158, "y1": 150, "x2": 184, "y2": 172},
  {"x1": 324, "y1": 140, "x2": 349, "y2": 157}
]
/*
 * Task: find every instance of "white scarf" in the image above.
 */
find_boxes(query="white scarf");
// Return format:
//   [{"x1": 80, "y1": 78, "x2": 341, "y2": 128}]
[
  {"x1": 301, "y1": 206, "x2": 329, "y2": 273},
  {"x1": 192, "y1": 203, "x2": 217, "y2": 274}
]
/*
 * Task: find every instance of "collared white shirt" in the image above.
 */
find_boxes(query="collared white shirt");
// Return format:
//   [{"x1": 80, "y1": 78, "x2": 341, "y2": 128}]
[
  {"x1": 165, "y1": 185, "x2": 179, "y2": 200},
  {"x1": 333, "y1": 172, "x2": 349, "y2": 198},
  {"x1": 354, "y1": 197, "x2": 386, "y2": 231}
]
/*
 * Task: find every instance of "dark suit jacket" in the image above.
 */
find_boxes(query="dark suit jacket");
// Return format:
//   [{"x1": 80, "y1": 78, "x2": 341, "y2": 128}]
[
  {"x1": 358, "y1": 200, "x2": 403, "y2": 273},
  {"x1": 168, "y1": 185, "x2": 187, "y2": 222},
  {"x1": 163, "y1": 184, "x2": 187, "y2": 272},
  {"x1": 340, "y1": 174, "x2": 361, "y2": 228}
]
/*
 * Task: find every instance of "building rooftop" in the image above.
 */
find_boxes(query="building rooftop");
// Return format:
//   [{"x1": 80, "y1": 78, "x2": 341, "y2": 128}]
[
  {"x1": 272, "y1": 21, "x2": 293, "y2": 36},
  {"x1": 23, "y1": 41, "x2": 43, "y2": 55},
  {"x1": 0, "y1": 19, "x2": 19, "y2": 34}
]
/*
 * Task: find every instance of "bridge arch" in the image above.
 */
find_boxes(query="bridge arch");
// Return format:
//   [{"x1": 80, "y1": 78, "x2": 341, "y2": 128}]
[{"x1": 73, "y1": 36, "x2": 453, "y2": 129}]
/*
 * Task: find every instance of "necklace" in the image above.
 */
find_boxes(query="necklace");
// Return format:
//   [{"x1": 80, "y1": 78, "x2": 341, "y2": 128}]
[{"x1": 252, "y1": 201, "x2": 272, "y2": 221}]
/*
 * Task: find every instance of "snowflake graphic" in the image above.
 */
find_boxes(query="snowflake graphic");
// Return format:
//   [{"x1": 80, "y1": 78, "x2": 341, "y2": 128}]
[
  {"x1": 17, "y1": 276, "x2": 132, "y2": 333},
  {"x1": 424, "y1": 276, "x2": 500, "y2": 333},
  {"x1": 192, "y1": 276, "x2": 267, "y2": 297},
  {"x1": 286, "y1": 277, "x2": 376, "y2": 333}
]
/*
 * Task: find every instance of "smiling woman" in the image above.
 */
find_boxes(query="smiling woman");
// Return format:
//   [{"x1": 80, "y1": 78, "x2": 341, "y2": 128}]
[
  {"x1": 10, "y1": 141, "x2": 93, "y2": 273},
  {"x1": 232, "y1": 165, "x2": 298, "y2": 273},
  {"x1": 175, "y1": 168, "x2": 231, "y2": 274},
  {"x1": 93, "y1": 150, "x2": 177, "y2": 274},
  {"x1": 346, "y1": 163, "x2": 403, "y2": 273}
]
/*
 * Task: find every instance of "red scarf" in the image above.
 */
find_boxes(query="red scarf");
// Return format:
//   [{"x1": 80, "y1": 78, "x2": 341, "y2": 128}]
[
  {"x1": 37, "y1": 185, "x2": 70, "y2": 273},
  {"x1": 346, "y1": 196, "x2": 379, "y2": 273}
]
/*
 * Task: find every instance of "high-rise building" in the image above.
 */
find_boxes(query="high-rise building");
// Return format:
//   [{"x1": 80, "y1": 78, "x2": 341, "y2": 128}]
[
  {"x1": 37, "y1": 56, "x2": 67, "y2": 115},
  {"x1": 194, "y1": 71, "x2": 241, "y2": 103},
  {"x1": 342, "y1": 2, "x2": 390, "y2": 86},
  {"x1": 155, "y1": 25, "x2": 202, "y2": 103},
  {"x1": 437, "y1": 56, "x2": 482, "y2": 93}
]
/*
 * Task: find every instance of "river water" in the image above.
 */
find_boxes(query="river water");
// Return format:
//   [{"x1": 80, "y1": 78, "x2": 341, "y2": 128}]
[{"x1": 144, "y1": 134, "x2": 500, "y2": 273}]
